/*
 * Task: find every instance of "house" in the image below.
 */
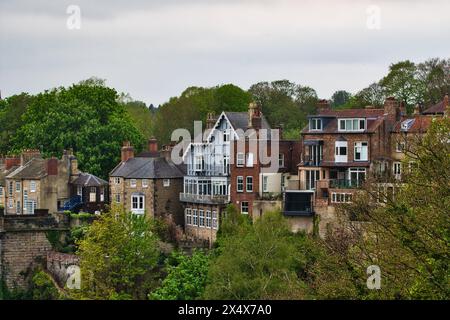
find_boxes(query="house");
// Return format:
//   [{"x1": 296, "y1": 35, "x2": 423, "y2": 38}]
[
  {"x1": 70, "y1": 172, "x2": 109, "y2": 213},
  {"x1": 109, "y1": 139, "x2": 185, "y2": 225},
  {"x1": 422, "y1": 94, "x2": 449, "y2": 116},
  {"x1": 284, "y1": 97, "x2": 404, "y2": 235},
  {"x1": 2, "y1": 149, "x2": 106, "y2": 215},
  {"x1": 181, "y1": 102, "x2": 300, "y2": 243}
]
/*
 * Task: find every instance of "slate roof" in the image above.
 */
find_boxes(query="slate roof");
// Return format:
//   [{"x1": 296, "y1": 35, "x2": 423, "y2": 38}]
[
  {"x1": 310, "y1": 108, "x2": 386, "y2": 118},
  {"x1": 110, "y1": 156, "x2": 185, "y2": 179},
  {"x1": 392, "y1": 116, "x2": 433, "y2": 133},
  {"x1": 72, "y1": 172, "x2": 108, "y2": 187},
  {"x1": 422, "y1": 100, "x2": 447, "y2": 115},
  {"x1": 224, "y1": 112, "x2": 272, "y2": 131},
  {"x1": 6, "y1": 158, "x2": 47, "y2": 180},
  {"x1": 0, "y1": 166, "x2": 18, "y2": 186}
]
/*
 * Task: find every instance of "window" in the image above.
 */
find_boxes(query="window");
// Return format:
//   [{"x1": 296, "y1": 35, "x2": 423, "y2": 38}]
[
  {"x1": 16, "y1": 181, "x2": 20, "y2": 192},
  {"x1": 349, "y1": 168, "x2": 366, "y2": 186},
  {"x1": 199, "y1": 210, "x2": 205, "y2": 227},
  {"x1": 77, "y1": 186, "x2": 82, "y2": 196},
  {"x1": 192, "y1": 209, "x2": 198, "y2": 226},
  {"x1": 115, "y1": 177, "x2": 121, "y2": 184},
  {"x1": 142, "y1": 179, "x2": 148, "y2": 188},
  {"x1": 246, "y1": 153, "x2": 254, "y2": 167},
  {"x1": 281, "y1": 175, "x2": 286, "y2": 191},
  {"x1": 262, "y1": 176, "x2": 268, "y2": 192},
  {"x1": 237, "y1": 176, "x2": 244, "y2": 192},
  {"x1": 8, "y1": 181, "x2": 13, "y2": 196},
  {"x1": 223, "y1": 130, "x2": 230, "y2": 142},
  {"x1": 354, "y1": 142, "x2": 368, "y2": 161},
  {"x1": 236, "y1": 153, "x2": 245, "y2": 167},
  {"x1": 335, "y1": 141, "x2": 348, "y2": 163},
  {"x1": 186, "y1": 209, "x2": 192, "y2": 225},
  {"x1": 306, "y1": 170, "x2": 320, "y2": 190},
  {"x1": 246, "y1": 176, "x2": 253, "y2": 192},
  {"x1": 309, "y1": 118, "x2": 323, "y2": 131},
  {"x1": 16, "y1": 200, "x2": 21, "y2": 214},
  {"x1": 0, "y1": 186, "x2": 3, "y2": 197},
  {"x1": 89, "y1": 187, "x2": 96, "y2": 202},
  {"x1": 115, "y1": 194, "x2": 121, "y2": 203},
  {"x1": 278, "y1": 153, "x2": 285, "y2": 168},
  {"x1": 396, "y1": 142, "x2": 405, "y2": 153},
  {"x1": 30, "y1": 181, "x2": 36, "y2": 193},
  {"x1": 212, "y1": 211, "x2": 218, "y2": 229},
  {"x1": 131, "y1": 194, "x2": 144, "y2": 214},
  {"x1": 206, "y1": 211, "x2": 211, "y2": 228},
  {"x1": 331, "y1": 193, "x2": 353, "y2": 203},
  {"x1": 8, "y1": 198, "x2": 13, "y2": 209},
  {"x1": 338, "y1": 118, "x2": 365, "y2": 132},
  {"x1": 163, "y1": 179, "x2": 170, "y2": 187},
  {"x1": 130, "y1": 179, "x2": 137, "y2": 188},
  {"x1": 25, "y1": 199, "x2": 36, "y2": 215},
  {"x1": 241, "y1": 201, "x2": 249, "y2": 214},
  {"x1": 393, "y1": 162, "x2": 402, "y2": 179},
  {"x1": 194, "y1": 155, "x2": 203, "y2": 171}
]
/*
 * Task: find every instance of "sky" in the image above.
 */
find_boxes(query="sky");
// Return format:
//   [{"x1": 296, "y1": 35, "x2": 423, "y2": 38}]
[{"x1": 0, "y1": 0, "x2": 449, "y2": 106}]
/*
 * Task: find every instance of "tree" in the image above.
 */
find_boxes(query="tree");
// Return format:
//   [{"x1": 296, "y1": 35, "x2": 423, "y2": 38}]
[
  {"x1": 124, "y1": 100, "x2": 154, "y2": 140},
  {"x1": 11, "y1": 80, "x2": 144, "y2": 178},
  {"x1": 150, "y1": 250, "x2": 210, "y2": 300},
  {"x1": 75, "y1": 206, "x2": 162, "y2": 300},
  {"x1": 380, "y1": 60, "x2": 423, "y2": 112},
  {"x1": 417, "y1": 58, "x2": 450, "y2": 106},
  {"x1": 204, "y1": 209, "x2": 308, "y2": 299},
  {"x1": 355, "y1": 83, "x2": 386, "y2": 108},
  {"x1": 331, "y1": 90, "x2": 352, "y2": 108}
]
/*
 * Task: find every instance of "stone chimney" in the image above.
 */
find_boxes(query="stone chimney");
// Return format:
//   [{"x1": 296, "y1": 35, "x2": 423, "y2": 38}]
[
  {"x1": 121, "y1": 141, "x2": 134, "y2": 162},
  {"x1": 161, "y1": 144, "x2": 174, "y2": 161},
  {"x1": 384, "y1": 97, "x2": 399, "y2": 118},
  {"x1": 148, "y1": 137, "x2": 158, "y2": 153},
  {"x1": 206, "y1": 113, "x2": 217, "y2": 130},
  {"x1": 46, "y1": 158, "x2": 58, "y2": 176},
  {"x1": 248, "y1": 102, "x2": 262, "y2": 129},
  {"x1": 20, "y1": 149, "x2": 41, "y2": 166},
  {"x1": 317, "y1": 99, "x2": 330, "y2": 113},
  {"x1": 5, "y1": 157, "x2": 20, "y2": 170}
]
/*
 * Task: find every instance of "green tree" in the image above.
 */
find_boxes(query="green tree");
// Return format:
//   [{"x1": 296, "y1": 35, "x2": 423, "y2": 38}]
[
  {"x1": 75, "y1": 206, "x2": 162, "y2": 300},
  {"x1": 417, "y1": 58, "x2": 450, "y2": 106},
  {"x1": 331, "y1": 90, "x2": 352, "y2": 108},
  {"x1": 150, "y1": 250, "x2": 210, "y2": 300},
  {"x1": 124, "y1": 100, "x2": 154, "y2": 140},
  {"x1": 11, "y1": 79, "x2": 144, "y2": 178}
]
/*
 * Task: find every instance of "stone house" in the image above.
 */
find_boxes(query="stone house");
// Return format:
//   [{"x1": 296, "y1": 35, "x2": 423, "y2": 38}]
[{"x1": 109, "y1": 139, "x2": 185, "y2": 225}]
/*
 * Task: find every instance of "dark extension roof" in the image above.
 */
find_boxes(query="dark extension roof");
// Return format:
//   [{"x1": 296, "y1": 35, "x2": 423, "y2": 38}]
[
  {"x1": 110, "y1": 157, "x2": 185, "y2": 179},
  {"x1": 224, "y1": 112, "x2": 272, "y2": 131},
  {"x1": 72, "y1": 172, "x2": 108, "y2": 187}
]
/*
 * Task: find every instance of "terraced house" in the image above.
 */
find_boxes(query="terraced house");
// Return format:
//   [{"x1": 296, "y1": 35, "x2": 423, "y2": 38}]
[{"x1": 109, "y1": 139, "x2": 185, "y2": 226}]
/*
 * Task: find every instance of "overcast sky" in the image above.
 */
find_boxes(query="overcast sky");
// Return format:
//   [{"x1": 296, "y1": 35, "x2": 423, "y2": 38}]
[{"x1": 1, "y1": 0, "x2": 449, "y2": 106}]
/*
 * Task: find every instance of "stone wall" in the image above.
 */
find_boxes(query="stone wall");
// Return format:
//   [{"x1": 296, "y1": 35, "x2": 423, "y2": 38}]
[{"x1": 46, "y1": 251, "x2": 79, "y2": 288}]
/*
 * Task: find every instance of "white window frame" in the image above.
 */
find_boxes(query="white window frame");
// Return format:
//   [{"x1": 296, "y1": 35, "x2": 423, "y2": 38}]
[
  {"x1": 212, "y1": 211, "x2": 218, "y2": 229},
  {"x1": 115, "y1": 193, "x2": 121, "y2": 203},
  {"x1": 396, "y1": 142, "x2": 405, "y2": 153},
  {"x1": 8, "y1": 198, "x2": 13, "y2": 209},
  {"x1": 16, "y1": 200, "x2": 21, "y2": 214},
  {"x1": 15, "y1": 181, "x2": 20, "y2": 192},
  {"x1": 338, "y1": 118, "x2": 366, "y2": 132},
  {"x1": 89, "y1": 187, "x2": 96, "y2": 202},
  {"x1": 186, "y1": 208, "x2": 192, "y2": 225},
  {"x1": 236, "y1": 152, "x2": 245, "y2": 167},
  {"x1": 77, "y1": 186, "x2": 82, "y2": 196},
  {"x1": 30, "y1": 180, "x2": 36, "y2": 193},
  {"x1": 309, "y1": 118, "x2": 323, "y2": 131},
  {"x1": 114, "y1": 177, "x2": 120, "y2": 184},
  {"x1": 237, "y1": 176, "x2": 244, "y2": 192},
  {"x1": 262, "y1": 176, "x2": 268, "y2": 192},
  {"x1": 163, "y1": 179, "x2": 170, "y2": 187},
  {"x1": 206, "y1": 210, "x2": 211, "y2": 228},
  {"x1": 199, "y1": 210, "x2": 205, "y2": 227},
  {"x1": 192, "y1": 209, "x2": 198, "y2": 226},
  {"x1": 335, "y1": 141, "x2": 348, "y2": 163},
  {"x1": 246, "y1": 153, "x2": 254, "y2": 167},
  {"x1": 393, "y1": 162, "x2": 402, "y2": 179},
  {"x1": 246, "y1": 176, "x2": 253, "y2": 192},
  {"x1": 131, "y1": 194, "x2": 145, "y2": 215},
  {"x1": 142, "y1": 179, "x2": 148, "y2": 188},
  {"x1": 354, "y1": 142, "x2": 368, "y2": 161},
  {"x1": 331, "y1": 192, "x2": 353, "y2": 203},
  {"x1": 194, "y1": 155, "x2": 203, "y2": 171},
  {"x1": 0, "y1": 186, "x2": 3, "y2": 197},
  {"x1": 241, "y1": 201, "x2": 249, "y2": 214},
  {"x1": 278, "y1": 153, "x2": 285, "y2": 168},
  {"x1": 130, "y1": 179, "x2": 137, "y2": 188},
  {"x1": 8, "y1": 181, "x2": 13, "y2": 196}
]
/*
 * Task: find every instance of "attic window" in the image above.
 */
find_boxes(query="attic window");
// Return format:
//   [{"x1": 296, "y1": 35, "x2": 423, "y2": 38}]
[
  {"x1": 401, "y1": 119, "x2": 415, "y2": 131},
  {"x1": 338, "y1": 118, "x2": 366, "y2": 132},
  {"x1": 309, "y1": 118, "x2": 322, "y2": 131}
]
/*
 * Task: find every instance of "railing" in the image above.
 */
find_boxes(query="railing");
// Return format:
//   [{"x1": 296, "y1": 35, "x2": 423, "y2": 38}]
[
  {"x1": 179, "y1": 193, "x2": 229, "y2": 204},
  {"x1": 329, "y1": 179, "x2": 363, "y2": 189},
  {"x1": 61, "y1": 195, "x2": 82, "y2": 211},
  {"x1": 187, "y1": 165, "x2": 230, "y2": 177}
]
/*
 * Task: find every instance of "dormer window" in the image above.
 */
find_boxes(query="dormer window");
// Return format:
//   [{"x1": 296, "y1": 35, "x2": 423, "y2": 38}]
[
  {"x1": 309, "y1": 118, "x2": 323, "y2": 131},
  {"x1": 338, "y1": 118, "x2": 366, "y2": 132}
]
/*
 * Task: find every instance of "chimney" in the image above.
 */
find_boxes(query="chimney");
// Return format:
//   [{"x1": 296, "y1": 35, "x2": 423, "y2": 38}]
[
  {"x1": 444, "y1": 94, "x2": 449, "y2": 108},
  {"x1": 121, "y1": 141, "x2": 134, "y2": 162},
  {"x1": 46, "y1": 158, "x2": 58, "y2": 176},
  {"x1": 148, "y1": 137, "x2": 158, "y2": 153},
  {"x1": 20, "y1": 149, "x2": 41, "y2": 166},
  {"x1": 161, "y1": 144, "x2": 174, "y2": 161},
  {"x1": 317, "y1": 99, "x2": 330, "y2": 113},
  {"x1": 206, "y1": 113, "x2": 217, "y2": 129},
  {"x1": 5, "y1": 157, "x2": 20, "y2": 170},
  {"x1": 384, "y1": 97, "x2": 398, "y2": 118},
  {"x1": 413, "y1": 104, "x2": 421, "y2": 115},
  {"x1": 248, "y1": 102, "x2": 262, "y2": 129},
  {"x1": 70, "y1": 156, "x2": 79, "y2": 177}
]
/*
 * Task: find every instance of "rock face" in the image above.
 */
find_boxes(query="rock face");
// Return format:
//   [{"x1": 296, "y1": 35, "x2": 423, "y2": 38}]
[{"x1": 0, "y1": 211, "x2": 69, "y2": 290}]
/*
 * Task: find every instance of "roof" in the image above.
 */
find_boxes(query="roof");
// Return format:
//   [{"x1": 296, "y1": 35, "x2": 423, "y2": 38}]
[
  {"x1": 110, "y1": 156, "x2": 185, "y2": 179},
  {"x1": 0, "y1": 166, "x2": 18, "y2": 186},
  {"x1": 311, "y1": 108, "x2": 386, "y2": 118},
  {"x1": 6, "y1": 158, "x2": 47, "y2": 180},
  {"x1": 72, "y1": 172, "x2": 108, "y2": 187},
  {"x1": 422, "y1": 101, "x2": 447, "y2": 115},
  {"x1": 223, "y1": 112, "x2": 271, "y2": 131},
  {"x1": 392, "y1": 116, "x2": 433, "y2": 133}
]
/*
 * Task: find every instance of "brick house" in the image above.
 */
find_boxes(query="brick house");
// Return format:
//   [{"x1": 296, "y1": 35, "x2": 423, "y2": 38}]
[
  {"x1": 109, "y1": 139, "x2": 185, "y2": 225},
  {"x1": 2, "y1": 149, "x2": 107, "y2": 215}
]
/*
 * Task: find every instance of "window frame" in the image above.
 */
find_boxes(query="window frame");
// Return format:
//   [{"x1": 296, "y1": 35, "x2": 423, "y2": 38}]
[
  {"x1": 237, "y1": 176, "x2": 244, "y2": 192},
  {"x1": 241, "y1": 201, "x2": 249, "y2": 214},
  {"x1": 163, "y1": 179, "x2": 170, "y2": 187},
  {"x1": 246, "y1": 176, "x2": 253, "y2": 192},
  {"x1": 130, "y1": 179, "x2": 137, "y2": 188},
  {"x1": 354, "y1": 141, "x2": 368, "y2": 161},
  {"x1": 309, "y1": 118, "x2": 323, "y2": 131},
  {"x1": 338, "y1": 118, "x2": 366, "y2": 132},
  {"x1": 236, "y1": 152, "x2": 245, "y2": 167}
]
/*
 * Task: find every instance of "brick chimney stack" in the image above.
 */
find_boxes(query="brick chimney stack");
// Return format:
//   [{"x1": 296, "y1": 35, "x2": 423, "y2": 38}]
[
  {"x1": 384, "y1": 97, "x2": 399, "y2": 119},
  {"x1": 5, "y1": 157, "x2": 20, "y2": 170},
  {"x1": 20, "y1": 149, "x2": 41, "y2": 166},
  {"x1": 206, "y1": 113, "x2": 217, "y2": 130},
  {"x1": 248, "y1": 102, "x2": 262, "y2": 129},
  {"x1": 121, "y1": 141, "x2": 134, "y2": 162},
  {"x1": 148, "y1": 137, "x2": 158, "y2": 153},
  {"x1": 46, "y1": 158, "x2": 58, "y2": 176},
  {"x1": 317, "y1": 99, "x2": 330, "y2": 113}
]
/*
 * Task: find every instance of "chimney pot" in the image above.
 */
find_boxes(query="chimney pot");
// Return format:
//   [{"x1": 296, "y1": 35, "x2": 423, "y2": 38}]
[
  {"x1": 121, "y1": 142, "x2": 134, "y2": 162},
  {"x1": 148, "y1": 137, "x2": 158, "y2": 153}
]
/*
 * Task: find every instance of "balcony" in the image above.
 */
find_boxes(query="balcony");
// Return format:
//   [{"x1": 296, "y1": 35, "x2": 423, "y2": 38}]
[
  {"x1": 179, "y1": 193, "x2": 229, "y2": 205},
  {"x1": 329, "y1": 179, "x2": 363, "y2": 189}
]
